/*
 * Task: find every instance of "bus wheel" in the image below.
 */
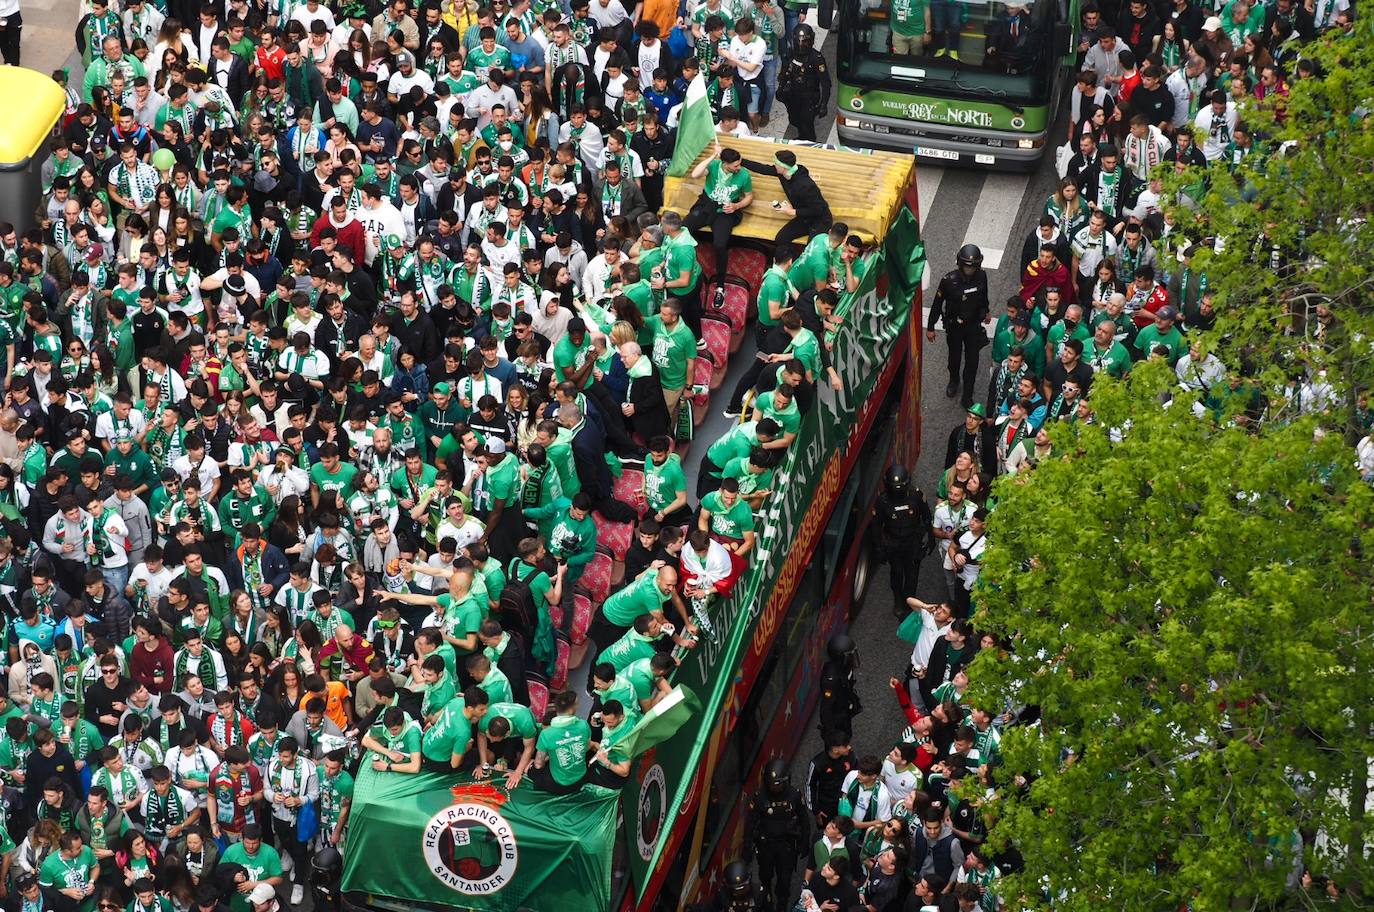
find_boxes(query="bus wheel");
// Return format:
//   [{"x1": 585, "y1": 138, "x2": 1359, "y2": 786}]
[{"x1": 849, "y1": 538, "x2": 873, "y2": 621}]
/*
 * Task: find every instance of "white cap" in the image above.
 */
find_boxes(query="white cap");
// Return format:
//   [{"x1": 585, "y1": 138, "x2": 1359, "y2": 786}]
[
  {"x1": 1202, "y1": 15, "x2": 1222, "y2": 30},
  {"x1": 487, "y1": 438, "x2": 507, "y2": 455},
  {"x1": 248, "y1": 884, "x2": 277, "y2": 906}
]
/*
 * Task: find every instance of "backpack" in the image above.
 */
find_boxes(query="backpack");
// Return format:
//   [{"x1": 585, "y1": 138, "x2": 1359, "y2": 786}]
[{"x1": 498, "y1": 559, "x2": 540, "y2": 639}]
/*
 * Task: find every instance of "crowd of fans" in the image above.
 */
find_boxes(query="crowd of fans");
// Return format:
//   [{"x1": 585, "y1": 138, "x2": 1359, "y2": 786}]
[{"x1": 0, "y1": 0, "x2": 866, "y2": 907}]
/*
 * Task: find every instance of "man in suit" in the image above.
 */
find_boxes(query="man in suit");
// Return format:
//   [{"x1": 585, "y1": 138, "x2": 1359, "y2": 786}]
[
  {"x1": 619, "y1": 341, "x2": 671, "y2": 443},
  {"x1": 208, "y1": 37, "x2": 250, "y2": 109}
]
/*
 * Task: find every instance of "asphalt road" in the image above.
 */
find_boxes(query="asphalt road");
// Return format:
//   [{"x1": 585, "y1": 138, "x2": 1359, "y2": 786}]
[{"x1": 780, "y1": 114, "x2": 1065, "y2": 779}]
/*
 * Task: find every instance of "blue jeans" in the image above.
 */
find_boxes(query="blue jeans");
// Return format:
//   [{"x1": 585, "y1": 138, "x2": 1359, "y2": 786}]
[
  {"x1": 932, "y1": 0, "x2": 961, "y2": 51},
  {"x1": 759, "y1": 56, "x2": 778, "y2": 114},
  {"x1": 782, "y1": 6, "x2": 801, "y2": 55},
  {"x1": 103, "y1": 565, "x2": 130, "y2": 597}
]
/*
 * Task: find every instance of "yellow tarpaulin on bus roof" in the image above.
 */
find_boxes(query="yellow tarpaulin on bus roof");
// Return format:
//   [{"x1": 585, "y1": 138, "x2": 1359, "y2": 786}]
[
  {"x1": 0, "y1": 66, "x2": 66, "y2": 164},
  {"x1": 661, "y1": 136, "x2": 914, "y2": 245}
]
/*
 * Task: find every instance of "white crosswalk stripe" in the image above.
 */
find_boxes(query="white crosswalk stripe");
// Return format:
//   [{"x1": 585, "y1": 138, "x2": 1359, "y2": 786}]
[
  {"x1": 959, "y1": 173, "x2": 1032, "y2": 272},
  {"x1": 924, "y1": 169, "x2": 1034, "y2": 337}
]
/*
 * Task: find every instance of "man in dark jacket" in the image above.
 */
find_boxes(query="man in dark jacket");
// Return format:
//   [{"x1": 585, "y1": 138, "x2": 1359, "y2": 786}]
[
  {"x1": 24, "y1": 729, "x2": 82, "y2": 812},
  {"x1": 619, "y1": 343, "x2": 671, "y2": 443},
  {"x1": 742, "y1": 150, "x2": 831, "y2": 248},
  {"x1": 945, "y1": 403, "x2": 997, "y2": 476},
  {"x1": 561, "y1": 404, "x2": 636, "y2": 523},
  {"x1": 804, "y1": 734, "x2": 856, "y2": 827}
]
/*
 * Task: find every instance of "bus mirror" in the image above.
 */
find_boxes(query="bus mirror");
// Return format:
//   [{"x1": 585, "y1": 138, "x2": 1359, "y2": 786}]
[
  {"x1": 819, "y1": 0, "x2": 834, "y2": 29},
  {"x1": 1053, "y1": 21, "x2": 1072, "y2": 55}
]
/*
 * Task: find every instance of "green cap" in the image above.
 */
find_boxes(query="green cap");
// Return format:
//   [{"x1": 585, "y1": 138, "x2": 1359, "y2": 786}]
[
  {"x1": 967, "y1": 402, "x2": 987, "y2": 418},
  {"x1": 432, "y1": 382, "x2": 452, "y2": 396},
  {"x1": 385, "y1": 234, "x2": 404, "y2": 249}
]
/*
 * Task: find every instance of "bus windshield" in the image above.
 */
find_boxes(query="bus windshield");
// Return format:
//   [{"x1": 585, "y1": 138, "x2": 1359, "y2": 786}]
[{"x1": 838, "y1": 0, "x2": 1057, "y2": 105}]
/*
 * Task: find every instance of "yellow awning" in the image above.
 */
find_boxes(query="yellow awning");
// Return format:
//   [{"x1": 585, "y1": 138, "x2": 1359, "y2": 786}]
[
  {"x1": 661, "y1": 136, "x2": 915, "y2": 245},
  {"x1": 0, "y1": 66, "x2": 67, "y2": 164}
]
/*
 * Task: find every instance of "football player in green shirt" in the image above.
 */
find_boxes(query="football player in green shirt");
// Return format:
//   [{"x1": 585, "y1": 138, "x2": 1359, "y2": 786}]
[
  {"x1": 360, "y1": 706, "x2": 422, "y2": 773},
  {"x1": 532, "y1": 690, "x2": 591, "y2": 792},
  {"x1": 476, "y1": 700, "x2": 538, "y2": 788},
  {"x1": 698, "y1": 477, "x2": 756, "y2": 556}
]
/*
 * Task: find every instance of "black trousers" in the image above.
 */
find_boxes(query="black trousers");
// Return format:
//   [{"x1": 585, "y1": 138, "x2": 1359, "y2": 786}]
[
  {"x1": 784, "y1": 98, "x2": 819, "y2": 141},
  {"x1": 272, "y1": 815, "x2": 308, "y2": 882},
  {"x1": 670, "y1": 283, "x2": 703, "y2": 341},
  {"x1": 945, "y1": 322, "x2": 986, "y2": 403},
  {"x1": 696, "y1": 455, "x2": 723, "y2": 500},
  {"x1": 0, "y1": 12, "x2": 21, "y2": 66},
  {"x1": 683, "y1": 197, "x2": 743, "y2": 284},
  {"x1": 586, "y1": 379, "x2": 637, "y2": 454},
  {"x1": 756, "y1": 841, "x2": 801, "y2": 909},
  {"x1": 775, "y1": 214, "x2": 831, "y2": 250},
  {"x1": 885, "y1": 546, "x2": 922, "y2": 611}
]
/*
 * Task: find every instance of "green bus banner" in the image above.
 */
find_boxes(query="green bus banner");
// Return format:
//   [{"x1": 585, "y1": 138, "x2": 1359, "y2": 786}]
[
  {"x1": 837, "y1": 85, "x2": 1048, "y2": 133},
  {"x1": 622, "y1": 206, "x2": 925, "y2": 901},
  {"x1": 341, "y1": 768, "x2": 619, "y2": 912}
]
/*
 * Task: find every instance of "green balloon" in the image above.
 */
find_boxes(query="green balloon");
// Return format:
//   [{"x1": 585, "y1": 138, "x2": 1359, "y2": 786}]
[{"x1": 152, "y1": 148, "x2": 176, "y2": 170}]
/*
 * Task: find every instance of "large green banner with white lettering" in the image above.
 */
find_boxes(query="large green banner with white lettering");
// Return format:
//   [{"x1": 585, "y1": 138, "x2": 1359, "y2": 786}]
[
  {"x1": 341, "y1": 768, "x2": 618, "y2": 912},
  {"x1": 621, "y1": 205, "x2": 924, "y2": 901}
]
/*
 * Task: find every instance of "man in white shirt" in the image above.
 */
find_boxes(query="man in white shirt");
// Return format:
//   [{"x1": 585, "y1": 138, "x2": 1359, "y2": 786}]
[
  {"x1": 582, "y1": 237, "x2": 623, "y2": 303},
  {"x1": 355, "y1": 185, "x2": 405, "y2": 266},
  {"x1": 274, "y1": 333, "x2": 332, "y2": 392},
  {"x1": 1193, "y1": 89, "x2": 1237, "y2": 162}
]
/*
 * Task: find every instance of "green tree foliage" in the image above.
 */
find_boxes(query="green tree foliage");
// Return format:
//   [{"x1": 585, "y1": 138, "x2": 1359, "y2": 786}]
[
  {"x1": 1166, "y1": 23, "x2": 1374, "y2": 438},
  {"x1": 973, "y1": 365, "x2": 1374, "y2": 911},
  {"x1": 969, "y1": 23, "x2": 1374, "y2": 911}
]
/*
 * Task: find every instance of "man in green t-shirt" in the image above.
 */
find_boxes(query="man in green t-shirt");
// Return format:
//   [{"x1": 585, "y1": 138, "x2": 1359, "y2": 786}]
[
  {"x1": 890, "y1": 0, "x2": 932, "y2": 53},
  {"x1": 1133, "y1": 306, "x2": 1186, "y2": 365},
  {"x1": 789, "y1": 224, "x2": 847, "y2": 292},
  {"x1": 645, "y1": 300, "x2": 698, "y2": 416},
  {"x1": 419, "y1": 688, "x2": 489, "y2": 773},
  {"x1": 476, "y1": 700, "x2": 539, "y2": 788},
  {"x1": 684, "y1": 144, "x2": 754, "y2": 288},
  {"x1": 697, "y1": 418, "x2": 782, "y2": 500},
  {"x1": 360, "y1": 706, "x2": 422, "y2": 774},
  {"x1": 532, "y1": 690, "x2": 591, "y2": 793},
  {"x1": 39, "y1": 832, "x2": 98, "y2": 912},
  {"x1": 642, "y1": 436, "x2": 690, "y2": 525},
  {"x1": 699, "y1": 477, "x2": 757, "y2": 556},
  {"x1": 218, "y1": 826, "x2": 284, "y2": 912},
  {"x1": 755, "y1": 245, "x2": 797, "y2": 346},
  {"x1": 308, "y1": 443, "x2": 357, "y2": 510},
  {"x1": 751, "y1": 383, "x2": 801, "y2": 449}
]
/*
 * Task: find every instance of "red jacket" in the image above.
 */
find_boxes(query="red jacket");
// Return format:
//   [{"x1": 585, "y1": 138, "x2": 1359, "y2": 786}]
[
  {"x1": 309, "y1": 213, "x2": 366, "y2": 261},
  {"x1": 891, "y1": 680, "x2": 938, "y2": 772},
  {"x1": 1019, "y1": 258, "x2": 1075, "y2": 305}
]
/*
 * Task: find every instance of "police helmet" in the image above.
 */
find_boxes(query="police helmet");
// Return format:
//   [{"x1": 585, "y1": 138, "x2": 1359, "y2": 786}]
[
  {"x1": 764, "y1": 759, "x2": 789, "y2": 790},
  {"x1": 884, "y1": 465, "x2": 910, "y2": 497},
  {"x1": 826, "y1": 634, "x2": 856, "y2": 664},
  {"x1": 957, "y1": 244, "x2": 983, "y2": 269},
  {"x1": 794, "y1": 23, "x2": 816, "y2": 45},
  {"x1": 723, "y1": 861, "x2": 751, "y2": 893}
]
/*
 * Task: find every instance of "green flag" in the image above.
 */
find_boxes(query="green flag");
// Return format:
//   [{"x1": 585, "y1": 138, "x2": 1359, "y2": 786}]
[
  {"x1": 614, "y1": 685, "x2": 701, "y2": 759},
  {"x1": 668, "y1": 73, "x2": 714, "y2": 177},
  {"x1": 341, "y1": 768, "x2": 618, "y2": 912}
]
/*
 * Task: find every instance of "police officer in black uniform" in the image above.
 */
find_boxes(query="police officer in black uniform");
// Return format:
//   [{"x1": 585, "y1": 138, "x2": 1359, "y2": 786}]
[
  {"x1": 926, "y1": 244, "x2": 991, "y2": 408},
  {"x1": 745, "y1": 760, "x2": 809, "y2": 912},
  {"x1": 871, "y1": 465, "x2": 932, "y2": 615},
  {"x1": 817, "y1": 634, "x2": 861, "y2": 741},
  {"x1": 709, "y1": 861, "x2": 770, "y2": 912},
  {"x1": 776, "y1": 24, "x2": 829, "y2": 142}
]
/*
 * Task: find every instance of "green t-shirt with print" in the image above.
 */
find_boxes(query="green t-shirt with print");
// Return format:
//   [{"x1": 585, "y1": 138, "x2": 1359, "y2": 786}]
[
  {"x1": 703, "y1": 159, "x2": 752, "y2": 212},
  {"x1": 643, "y1": 452, "x2": 687, "y2": 515},
  {"x1": 701, "y1": 490, "x2": 755, "y2": 540},
  {"x1": 601, "y1": 571, "x2": 669, "y2": 627},
  {"x1": 535, "y1": 714, "x2": 591, "y2": 785}
]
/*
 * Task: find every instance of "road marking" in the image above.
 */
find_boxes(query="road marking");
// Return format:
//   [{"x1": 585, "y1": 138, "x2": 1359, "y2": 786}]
[
  {"x1": 916, "y1": 166, "x2": 946, "y2": 290},
  {"x1": 960, "y1": 173, "x2": 1032, "y2": 273}
]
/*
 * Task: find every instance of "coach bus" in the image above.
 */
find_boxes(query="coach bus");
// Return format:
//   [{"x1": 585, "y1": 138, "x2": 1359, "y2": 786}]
[
  {"x1": 821, "y1": 0, "x2": 1080, "y2": 168},
  {"x1": 621, "y1": 137, "x2": 926, "y2": 910}
]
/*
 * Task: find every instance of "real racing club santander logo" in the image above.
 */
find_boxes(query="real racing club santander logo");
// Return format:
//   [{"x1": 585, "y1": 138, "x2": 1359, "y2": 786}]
[
  {"x1": 635, "y1": 764, "x2": 667, "y2": 862},
  {"x1": 423, "y1": 786, "x2": 519, "y2": 895}
]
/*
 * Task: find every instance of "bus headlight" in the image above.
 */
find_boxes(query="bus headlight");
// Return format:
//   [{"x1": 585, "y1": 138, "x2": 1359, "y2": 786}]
[{"x1": 1018, "y1": 139, "x2": 1035, "y2": 149}]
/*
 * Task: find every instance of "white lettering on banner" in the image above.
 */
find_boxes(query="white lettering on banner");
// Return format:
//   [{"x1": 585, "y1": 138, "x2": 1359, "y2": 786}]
[{"x1": 878, "y1": 99, "x2": 996, "y2": 127}]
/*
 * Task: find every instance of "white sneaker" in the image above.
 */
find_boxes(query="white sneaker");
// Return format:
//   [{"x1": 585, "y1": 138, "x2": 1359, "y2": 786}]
[{"x1": 291, "y1": 884, "x2": 304, "y2": 906}]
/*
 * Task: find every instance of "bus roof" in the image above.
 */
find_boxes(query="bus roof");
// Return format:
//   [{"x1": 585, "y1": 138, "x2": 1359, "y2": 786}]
[{"x1": 661, "y1": 137, "x2": 916, "y2": 245}]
